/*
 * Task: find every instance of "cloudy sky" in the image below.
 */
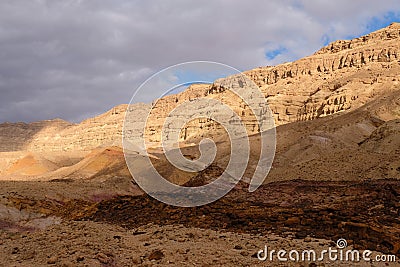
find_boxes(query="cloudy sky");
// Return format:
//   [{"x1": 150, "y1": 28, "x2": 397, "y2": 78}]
[{"x1": 1, "y1": 0, "x2": 400, "y2": 123}]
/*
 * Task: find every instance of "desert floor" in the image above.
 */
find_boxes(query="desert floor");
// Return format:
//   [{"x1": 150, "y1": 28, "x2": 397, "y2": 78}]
[{"x1": 0, "y1": 177, "x2": 399, "y2": 266}]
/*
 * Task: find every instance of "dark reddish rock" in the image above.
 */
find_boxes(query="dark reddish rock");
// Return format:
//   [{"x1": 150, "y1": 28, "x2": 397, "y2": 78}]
[
  {"x1": 81, "y1": 179, "x2": 400, "y2": 256},
  {"x1": 148, "y1": 249, "x2": 164, "y2": 261}
]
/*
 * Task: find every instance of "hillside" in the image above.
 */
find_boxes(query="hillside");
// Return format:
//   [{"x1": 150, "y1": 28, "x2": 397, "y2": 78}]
[{"x1": 0, "y1": 23, "x2": 399, "y2": 183}]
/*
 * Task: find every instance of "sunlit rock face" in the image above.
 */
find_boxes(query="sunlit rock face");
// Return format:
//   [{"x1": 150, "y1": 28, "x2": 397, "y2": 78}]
[{"x1": 1, "y1": 23, "x2": 400, "y2": 153}]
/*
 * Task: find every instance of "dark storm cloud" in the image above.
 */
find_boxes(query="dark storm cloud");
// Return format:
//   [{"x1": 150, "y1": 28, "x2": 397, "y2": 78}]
[{"x1": 0, "y1": 0, "x2": 399, "y2": 122}]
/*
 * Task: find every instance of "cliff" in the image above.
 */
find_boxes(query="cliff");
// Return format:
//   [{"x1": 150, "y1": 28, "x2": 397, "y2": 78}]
[{"x1": 1, "y1": 23, "x2": 400, "y2": 152}]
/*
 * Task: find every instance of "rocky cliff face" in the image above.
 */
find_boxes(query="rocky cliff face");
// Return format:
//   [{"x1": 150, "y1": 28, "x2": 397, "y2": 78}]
[
  {"x1": 0, "y1": 105, "x2": 131, "y2": 152},
  {"x1": 245, "y1": 22, "x2": 400, "y2": 124},
  {"x1": 1, "y1": 23, "x2": 400, "y2": 152},
  {"x1": 0, "y1": 119, "x2": 72, "y2": 152},
  {"x1": 142, "y1": 79, "x2": 269, "y2": 147}
]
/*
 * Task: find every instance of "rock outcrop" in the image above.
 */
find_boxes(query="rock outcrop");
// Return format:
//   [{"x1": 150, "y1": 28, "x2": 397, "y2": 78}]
[
  {"x1": 245, "y1": 22, "x2": 400, "y2": 124},
  {"x1": 1, "y1": 23, "x2": 400, "y2": 153}
]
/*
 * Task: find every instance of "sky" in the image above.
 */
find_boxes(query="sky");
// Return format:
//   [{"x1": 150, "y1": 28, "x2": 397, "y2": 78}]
[{"x1": 0, "y1": 0, "x2": 400, "y2": 123}]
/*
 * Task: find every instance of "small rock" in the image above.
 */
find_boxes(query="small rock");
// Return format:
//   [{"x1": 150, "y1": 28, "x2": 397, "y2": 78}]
[
  {"x1": 11, "y1": 247, "x2": 19, "y2": 254},
  {"x1": 96, "y1": 253, "x2": 110, "y2": 264},
  {"x1": 240, "y1": 251, "x2": 249, "y2": 256},
  {"x1": 177, "y1": 248, "x2": 187, "y2": 254},
  {"x1": 132, "y1": 231, "x2": 146, "y2": 236},
  {"x1": 295, "y1": 231, "x2": 308, "y2": 239},
  {"x1": 304, "y1": 236, "x2": 312, "y2": 242},
  {"x1": 285, "y1": 217, "x2": 300, "y2": 225},
  {"x1": 234, "y1": 245, "x2": 243, "y2": 250},
  {"x1": 251, "y1": 252, "x2": 259, "y2": 258},
  {"x1": 47, "y1": 256, "x2": 58, "y2": 264},
  {"x1": 187, "y1": 232, "x2": 195, "y2": 239},
  {"x1": 148, "y1": 249, "x2": 164, "y2": 261},
  {"x1": 132, "y1": 257, "x2": 142, "y2": 264}
]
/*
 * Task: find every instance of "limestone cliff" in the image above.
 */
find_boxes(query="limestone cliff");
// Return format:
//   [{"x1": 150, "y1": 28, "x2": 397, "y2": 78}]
[
  {"x1": 245, "y1": 22, "x2": 400, "y2": 124},
  {"x1": 1, "y1": 23, "x2": 400, "y2": 152}
]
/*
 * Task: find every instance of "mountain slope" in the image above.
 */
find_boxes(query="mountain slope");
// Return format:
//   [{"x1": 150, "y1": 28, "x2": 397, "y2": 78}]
[
  {"x1": 1, "y1": 24, "x2": 400, "y2": 153},
  {"x1": 0, "y1": 24, "x2": 399, "y2": 182}
]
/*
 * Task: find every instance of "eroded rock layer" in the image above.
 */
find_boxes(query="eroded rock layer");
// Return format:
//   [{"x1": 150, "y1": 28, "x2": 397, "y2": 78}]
[{"x1": 0, "y1": 23, "x2": 399, "y2": 154}]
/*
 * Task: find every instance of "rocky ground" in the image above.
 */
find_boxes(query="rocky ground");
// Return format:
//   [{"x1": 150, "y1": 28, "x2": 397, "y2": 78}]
[
  {"x1": 87, "y1": 179, "x2": 400, "y2": 256},
  {"x1": 0, "y1": 177, "x2": 399, "y2": 266}
]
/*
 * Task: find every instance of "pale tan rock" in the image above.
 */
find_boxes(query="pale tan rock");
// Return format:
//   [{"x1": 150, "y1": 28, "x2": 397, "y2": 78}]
[{"x1": 1, "y1": 24, "x2": 399, "y2": 154}]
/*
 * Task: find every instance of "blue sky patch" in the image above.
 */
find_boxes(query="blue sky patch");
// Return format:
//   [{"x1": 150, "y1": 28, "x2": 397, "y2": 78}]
[
  {"x1": 265, "y1": 46, "x2": 288, "y2": 60},
  {"x1": 321, "y1": 34, "x2": 331, "y2": 46},
  {"x1": 343, "y1": 11, "x2": 400, "y2": 40},
  {"x1": 366, "y1": 11, "x2": 400, "y2": 33},
  {"x1": 174, "y1": 69, "x2": 235, "y2": 84}
]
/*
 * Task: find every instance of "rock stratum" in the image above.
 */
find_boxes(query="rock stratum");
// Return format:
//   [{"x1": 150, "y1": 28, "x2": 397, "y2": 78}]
[{"x1": 0, "y1": 23, "x2": 399, "y2": 182}]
